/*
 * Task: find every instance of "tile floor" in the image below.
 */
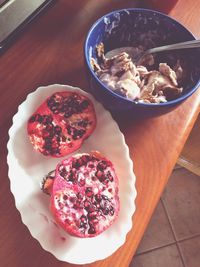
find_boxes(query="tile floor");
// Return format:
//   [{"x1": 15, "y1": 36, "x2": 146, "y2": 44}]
[{"x1": 129, "y1": 167, "x2": 200, "y2": 267}]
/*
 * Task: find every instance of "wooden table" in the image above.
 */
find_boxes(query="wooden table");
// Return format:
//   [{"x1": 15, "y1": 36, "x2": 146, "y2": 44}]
[{"x1": 1, "y1": 1, "x2": 200, "y2": 266}]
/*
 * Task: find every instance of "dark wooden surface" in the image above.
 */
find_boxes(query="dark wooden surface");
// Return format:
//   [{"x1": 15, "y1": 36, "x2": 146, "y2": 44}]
[{"x1": 0, "y1": 1, "x2": 200, "y2": 266}]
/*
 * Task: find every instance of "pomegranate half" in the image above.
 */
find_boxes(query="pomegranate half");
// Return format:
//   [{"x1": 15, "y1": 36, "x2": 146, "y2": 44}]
[
  {"x1": 27, "y1": 91, "x2": 96, "y2": 157},
  {"x1": 50, "y1": 152, "x2": 120, "y2": 238}
]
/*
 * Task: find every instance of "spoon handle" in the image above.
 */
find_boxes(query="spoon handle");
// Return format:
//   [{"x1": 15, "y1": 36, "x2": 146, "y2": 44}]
[{"x1": 147, "y1": 39, "x2": 200, "y2": 54}]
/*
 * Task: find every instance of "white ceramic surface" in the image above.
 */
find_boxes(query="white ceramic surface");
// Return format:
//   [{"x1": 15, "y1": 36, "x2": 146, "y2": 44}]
[{"x1": 7, "y1": 84, "x2": 137, "y2": 264}]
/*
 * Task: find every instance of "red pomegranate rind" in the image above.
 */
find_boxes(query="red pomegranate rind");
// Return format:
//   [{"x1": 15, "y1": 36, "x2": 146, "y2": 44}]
[
  {"x1": 27, "y1": 91, "x2": 96, "y2": 157},
  {"x1": 41, "y1": 170, "x2": 55, "y2": 195},
  {"x1": 51, "y1": 152, "x2": 120, "y2": 238}
]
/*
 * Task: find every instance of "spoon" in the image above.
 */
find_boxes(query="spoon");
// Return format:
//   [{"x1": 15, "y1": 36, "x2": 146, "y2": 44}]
[{"x1": 105, "y1": 39, "x2": 200, "y2": 64}]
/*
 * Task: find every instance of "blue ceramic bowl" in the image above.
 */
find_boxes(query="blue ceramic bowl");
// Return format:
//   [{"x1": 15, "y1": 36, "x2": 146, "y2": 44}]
[{"x1": 84, "y1": 8, "x2": 200, "y2": 115}]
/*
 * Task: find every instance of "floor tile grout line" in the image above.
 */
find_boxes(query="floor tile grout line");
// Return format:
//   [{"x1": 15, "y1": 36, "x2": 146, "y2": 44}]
[
  {"x1": 160, "y1": 198, "x2": 187, "y2": 267},
  {"x1": 135, "y1": 242, "x2": 188, "y2": 267},
  {"x1": 135, "y1": 241, "x2": 177, "y2": 256},
  {"x1": 175, "y1": 234, "x2": 200, "y2": 267},
  {"x1": 160, "y1": 197, "x2": 181, "y2": 239},
  {"x1": 160, "y1": 198, "x2": 178, "y2": 241},
  {"x1": 160, "y1": 197, "x2": 200, "y2": 243},
  {"x1": 177, "y1": 233, "x2": 200, "y2": 243},
  {"x1": 176, "y1": 242, "x2": 187, "y2": 267}
]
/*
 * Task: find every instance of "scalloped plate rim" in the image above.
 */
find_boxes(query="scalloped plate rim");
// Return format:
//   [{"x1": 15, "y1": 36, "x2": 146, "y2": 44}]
[{"x1": 7, "y1": 84, "x2": 137, "y2": 264}]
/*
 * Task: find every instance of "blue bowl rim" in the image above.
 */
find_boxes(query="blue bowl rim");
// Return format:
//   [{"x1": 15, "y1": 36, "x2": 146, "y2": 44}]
[{"x1": 84, "y1": 7, "x2": 200, "y2": 108}]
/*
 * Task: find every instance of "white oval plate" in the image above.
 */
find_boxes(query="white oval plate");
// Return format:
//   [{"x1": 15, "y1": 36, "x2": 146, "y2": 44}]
[{"x1": 7, "y1": 84, "x2": 137, "y2": 264}]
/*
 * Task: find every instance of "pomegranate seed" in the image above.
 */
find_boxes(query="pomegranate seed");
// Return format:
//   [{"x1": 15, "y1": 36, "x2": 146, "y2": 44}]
[
  {"x1": 85, "y1": 187, "x2": 93, "y2": 197},
  {"x1": 88, "y1": 226, "x2": 96, "y2": 234}
]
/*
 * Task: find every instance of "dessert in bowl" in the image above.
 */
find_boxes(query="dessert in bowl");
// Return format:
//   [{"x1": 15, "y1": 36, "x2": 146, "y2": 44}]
[{"x1": 84, "y1": 8, "x2": 200, "y2": 115}]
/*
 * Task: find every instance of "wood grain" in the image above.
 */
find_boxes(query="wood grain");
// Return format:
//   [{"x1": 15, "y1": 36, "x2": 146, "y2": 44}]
[{"x1": 0, "y1": 1, "x2": 200, "y2": 267}]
